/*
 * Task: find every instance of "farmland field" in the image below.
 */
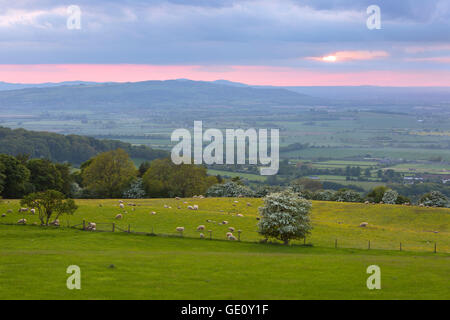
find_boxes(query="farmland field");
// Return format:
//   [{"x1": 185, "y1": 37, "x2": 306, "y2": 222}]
[{"x1": 1, "y1": 198, "x2": 449, "y2": 300}]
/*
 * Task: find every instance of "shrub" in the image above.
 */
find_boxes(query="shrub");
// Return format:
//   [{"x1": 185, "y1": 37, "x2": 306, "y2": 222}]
[
  {"x1": 206, "y1": 182, "x2": 255, "y2": 198},
  {"x1": 382, "y1": 189, "x2": 398, "y2": 204},
  {"x1": 313, "y1": 190, "x2": 335, "y2": 201},
  {"x1": 420, "y1": 191, "x2": 448, "y2": 208},
  {"x1": 123, "y1": 178, "x2": 146, "y2": 199},
  {"x1": 367, "y1": 186, "x2": 389, "y2": 203},
  {"x1": 333, "y1": 189, "x2": 363, "y2": 203},
  {"x1": 258, "y1": 189, "x2": 312, "y2": 245}
]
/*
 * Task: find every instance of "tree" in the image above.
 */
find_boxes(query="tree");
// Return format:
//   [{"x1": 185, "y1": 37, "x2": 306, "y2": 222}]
[
  {"x1": 0, "y1": 154, "x2": 30, "y2": 198},
  {"x1": 258, "y1": 190, "x2": 312, "y2": 245},
  {"x1": 367, "y1": 186, "x2": 389, "y2": 203},
  {"x1": 81, "y1": 149, "x2": 137, "y2": 198},
  {"x1": 420, "y1": 191, "x2": 448, "y2": 208},
  {"x1": 26, "y1": 159, "x2": 64, "y2": 194},
  {"x1": 123, "y1": 178, "x2": 146, "y2": 199},
  {"x1": 206, "y1": 181, "x2": 255, "y2": 198},
  {"x1": 291, "y1": 178, "x2": 323, "y2": 192},
  {"x1": 382, "y1": 189, "x2": 398, "y2": 204},
  {"x1": 21, "y1": 190, "x2": 78, "y2": 225},
  {"x1": 142, "y1": 158, "x2": 218, "y2": 198},
  {"x1": 333, "y1": 189, "x2": 363, "y2": 202}
]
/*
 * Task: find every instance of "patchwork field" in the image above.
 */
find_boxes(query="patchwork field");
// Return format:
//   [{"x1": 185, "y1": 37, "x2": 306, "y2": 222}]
[{"x1": 0, "y1": 198, "x2": 449, "y2": 299}]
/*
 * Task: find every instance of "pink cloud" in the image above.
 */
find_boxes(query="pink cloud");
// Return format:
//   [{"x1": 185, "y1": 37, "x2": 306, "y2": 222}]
[
  {"x1": 405, "y1": 57, "x2": 450, "y2": 63},
  {"x1": 306, "y1": 51, "x2": 389, "y2": 62},
  {"x1": 0, "y1": 64, "x2": 449, "y2": 86}
]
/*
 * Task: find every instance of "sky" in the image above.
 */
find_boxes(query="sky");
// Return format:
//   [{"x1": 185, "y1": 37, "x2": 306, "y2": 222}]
[{"x1": 0, "y1": 0, "x2": 449, "y2": 86}]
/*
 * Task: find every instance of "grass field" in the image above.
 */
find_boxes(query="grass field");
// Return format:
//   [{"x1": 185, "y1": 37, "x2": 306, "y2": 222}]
[{"x1": 1, "y1": 198, "x2": 449, "y2": 299}]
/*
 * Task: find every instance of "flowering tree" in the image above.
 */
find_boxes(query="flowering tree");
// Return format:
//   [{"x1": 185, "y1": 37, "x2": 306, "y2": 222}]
[
  {"x1": 382, "y1": 189, "x2": 398, "y2": 204},
  {"x1": 258, "y1": 190, "x2": 312, "y2": 245},
  {"x1": 420, "y1": 191, "x2": 448, "y2": 207}
]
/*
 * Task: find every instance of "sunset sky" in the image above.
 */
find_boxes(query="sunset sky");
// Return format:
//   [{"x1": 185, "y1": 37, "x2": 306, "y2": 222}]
[{"x1": 0, "y1": 0, "x2": 449, "y2": 86}]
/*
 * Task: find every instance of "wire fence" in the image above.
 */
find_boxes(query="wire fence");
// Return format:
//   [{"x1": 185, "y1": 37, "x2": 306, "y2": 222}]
[{"x1": 1, "y1": 221, "x2": 447, "y2": 254}]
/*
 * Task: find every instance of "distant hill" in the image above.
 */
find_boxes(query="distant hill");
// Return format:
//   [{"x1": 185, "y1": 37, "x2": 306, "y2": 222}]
[
  {"x1": 0, "y1": 79, "x2": 323, "y2": 114},
  {"x1": 0, "y1": 127, "x2": 168, "y2": 165},
  {"x1": 0, "y1": 81, "x2": 99, "y2": 91}
]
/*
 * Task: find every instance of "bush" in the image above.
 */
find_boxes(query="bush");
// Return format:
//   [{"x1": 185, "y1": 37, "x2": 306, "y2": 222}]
[
  {"x1": 333, "y1": 189, "x2": 363, "y2": 203},
  {"x1": 206, "y1": 182, "x2": 255, "y2": 198},
  {"x1": 258, "y1": 189, "x2": 312, "y2": 245},
  {"x1": 123, "y1": 178, "x2": 146, "y2": 199},
  {"x1": 382, "y1": 189, "x2": 398, "y2": 204},
  {"x1": 420, "y1": 191, "x2": 448, "y2": 208},
  {"x1": 312, "y1": 190, "x2": 335, "y2": 201},
  {"x1": 367, "y1": 186, "x2": 389, "y2": 203}
]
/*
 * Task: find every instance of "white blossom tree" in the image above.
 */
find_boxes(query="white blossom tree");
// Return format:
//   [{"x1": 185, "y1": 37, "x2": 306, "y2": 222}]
[{"x1": 258, "y1": 190, "x2": 312, "y2": 245}]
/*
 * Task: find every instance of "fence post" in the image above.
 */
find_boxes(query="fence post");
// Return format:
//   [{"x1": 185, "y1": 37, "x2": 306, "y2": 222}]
[
  {"x1": 335, "y1": 239, "x2": 337, "y2": 249},
  {"x1": 368, "y1": 240, "x2": 371, "y2": 250},
  {"x1": 112, "y1": 223, "x2": 115, "y2": 232},
  {"x1": 434, "y1": 242, "x2": 437, "y2": 253},
  {"x1": 82, "y1": 220, "x2": 86, "y2": 231},
  {"x1": 209, "y1": 230, "x2": 212, "y2": 240},
  {"x1": 128, "y1": 224, "x2": 130, "y2": 233},
  {"x1": 238, "y1": 230, "x2": 241, "y2": 242}
]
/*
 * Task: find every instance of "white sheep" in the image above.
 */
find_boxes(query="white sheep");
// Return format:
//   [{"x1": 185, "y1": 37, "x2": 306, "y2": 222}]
[
  {"x1": 30, "y1": 208, "x2": 36, "y2": 214},
  {"x1": 197, "y1": 225, "x2": 205, "y2": 231},
  {"x1": 164, "y1": 205, "x2": 168, "y2": 208},
  {"x1": 229, "y1": 227, "x2": 235, "y2": 232},
  {"x1": 176, "y1": 227, "x2": 185, "y2": 233},
  {"x1": 193, "y1": 205, "x2": 199, "y2": 210},
  {"x1": 115, "y1": 214, "x2": 123, "y2": 220},
  {"x1": 119, "y1": 203, "x2": 125, "y2": 209},
  {"x1": 226, "y1": 232, "x2": 233, "y2": 238},
  {"x1": 222, "y1": 221, "x2": 229, "y2": 225},
  {"x1": 199, "y1": 233, "x2": 205, "y2": 239},
  {"x1": 1, "y1": 214, "x2": 6, "y2": 218},
  {"x1": 18, "y1": 208, "x2": 28, "y2": 213},
  {"x1": 50, "y1": 219, "x2": 60, "y2": 226},
  {"x1": 188, "y1": 205, "x2": 194, "y2": 210},
  {"x1": 7, "y1": 209, "x2": 12, "y2": 214},
  {"x1": 151, "y1": 211, "x2": 157, "y2": 215},
  {"x1": 236, "y1": 214, "x2": 244, "y2": 217},
  {"x1": 86, "y1": 222, "x2": 96, "y2": 231},
  {"x1": 228, "y1": 235, "x2": 237, "y2": 241},
  {"x1": 359, "y1": 222, "x2": 369, "y2": 227},
  {"x1": 17, "y1": 218, "x2": 27, "y2": 224}
]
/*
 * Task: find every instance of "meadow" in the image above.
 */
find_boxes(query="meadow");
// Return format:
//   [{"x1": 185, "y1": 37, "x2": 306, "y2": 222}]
[{"x1": 0, "y1": 198, "x2": 449, "y2": 300}]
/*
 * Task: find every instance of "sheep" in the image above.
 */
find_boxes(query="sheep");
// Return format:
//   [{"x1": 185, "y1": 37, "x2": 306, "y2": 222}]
[
  {"x1": 359, "y1": 222, "x2": 369, "y2": 227},
  {"x1": 236, "y1": 214, "x2": 244, "y2": 217},
  {"x1": 86, "y1": 222, "x2": 96, "y2": 231},
  {"x1": 193, "y1": 205, "x2": 199, "y2": 210},
  {"x1": 228, "y1": 227, "x2": 235, "y2": 232},
  {"x1": 175, "y1": 197, "x2": 181, "y2": 200},
  {"x1": 18, "y1": 208, "x2": 28, "y2": 213},
  {"x1": 222, "y1": 221, "x2": 229, "y2": 225},
  {"x1": 164, "y1": 205, "x2": 169, "y2": 208},
  {"x1": 234, "y1": 200, "x2": 239, "y2": 203},
  {"x1": 1, "y1": 214, "x2": 6, "y2": 218},
  {"x1": 247, "y1": 202, "x2": 252, "y2": 207},
  {"x1": 198, "y1": 195, "x2": 204, "y2": 199},
  {"x1": 115, "y1": 214, "x2": 123, "y2": 220},
  {"x1": 119, "y1": 200, "x2": 124, "y2": 203},
  {"x1": 17, "y1": 218, "x2": 27, "y2": 225},
  {"x1": 50, "y1": 219, "x2": 60, "y2": 226},
  {"x1": 183, "y1": 201, "x2": 188, "y2": 204},
  {"x1": 228, "y1": 235, "x2": 237, "y2": 241},
  {"x1": 119, "y1": 203, "x2": 125, "y2": 209},
  {"x1": 199, "y1": 233, "x2": 205, "y2": 239},
  {"x1": 151, "y1": 211, "x2": 157, "y2": 215},
  {"x1": 226, "y1": 232, "x2": 233, "y2": 238},
  {"x1": 197, "y1": 225, "x2": 205, "y2": 231},
  {"x1": 176, "y1": 227, "x2": 185, "y2": 233},
  {"x1": 364, "y1": 201, "x2": 370, "y2": 204},
  {"x1": 7, "y1": 209, "x2": 12, "y2": 214},
  {"x1": 30, "y1": 208, "x2": 36, "y2": 215}
]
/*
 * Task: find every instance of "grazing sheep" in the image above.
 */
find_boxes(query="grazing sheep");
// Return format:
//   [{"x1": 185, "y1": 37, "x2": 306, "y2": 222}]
[
  {"x1": 119, "y1": 203, "x2": 125, "y2": 209},
  {"x1": 115, "y1": 214, "x2": 123, "y2": 220},
  {"x1": 193, "y1": 205, "x2": 199, "y2": 210},
  {"x1": 206, "y1": 219, "x2": 212, "y2": 223},
  {"x1": 419, "y1": 203, "x2": 424, "y2": 207},
  {"x1": 228, "y1": 235, "x2": 237, "y2": 241},
  {"x1": 176, "y1": 227, "x2": 185, "y2": 232},
  {"x1": 247, "y1": 202, "x2": 251, "y2": 207},
  {"x1": 151, "y1": 211, "x2": 157, "y2": 215},
  {"x1": 30, "y1": 208, "x2": 36, "y2": 214},
  {"x1": 226, "y1": 232, "x2": 233, "y2": 238},
  {"x1": 359, "y1": 222, "x2": 369, "y2": 227},
  {"x1": 177, "y1": 206, "x2": 181, "y2": 209},
  {"x1": 164, "y1": 205, "x2": 168, "y2": 208},
  {"x1": 379, "y1": 201, "x2": 384, "y2": 204},
  {"x1": 50, "y1": 219, "x2": 60, "y2": 226},
  {"x1": 199, "y1": 195, "x2": 204, "y2": 199},
  {"x1": 7, "y1": 209, "x2": 12, "y2": 214},
  {"x1": 86, "y1": 222, "x2": 96, "y2": 231},
  {"x1": 17, "y1": 218, "x2": 27, "y2": 224},
  {"x1": 364, "y1": 201, "x2": 370, "y2": 204},
  {"x1": 183, "y1": 201, "x2": 188, "y2": 204},
  {"x1": 236, "y1": 214, "x2": 244, "y2": 217},
  {"x1": 199, "y1": 233, "x2": 205, "y2": 239},
  {"x1": 222, "y1": 221, "x2": 229, "y2": 225},
  {"x1": 18, "y1": 208, "x2": 28, "y2": 213},
  {"x1": 197, "y1": 225, "x2": 205, "y2": 231},
  {"x1": 1, "y1": 214, "x2": 6, "y2": 218},
  {"x1": 175, "y1": 197, "x2": 180, "y2": 200},
  {"x1": 188, "y1": 205, "x2": 194, "y2": 210},
  {"x1": 229, "y1": 227, "x2": 235, "y2": 232}
]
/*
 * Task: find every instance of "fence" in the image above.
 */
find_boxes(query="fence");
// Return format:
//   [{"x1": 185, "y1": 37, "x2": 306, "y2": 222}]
[{"x1": 1, "y1": 221, "x2": 446, "y2": 254}]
